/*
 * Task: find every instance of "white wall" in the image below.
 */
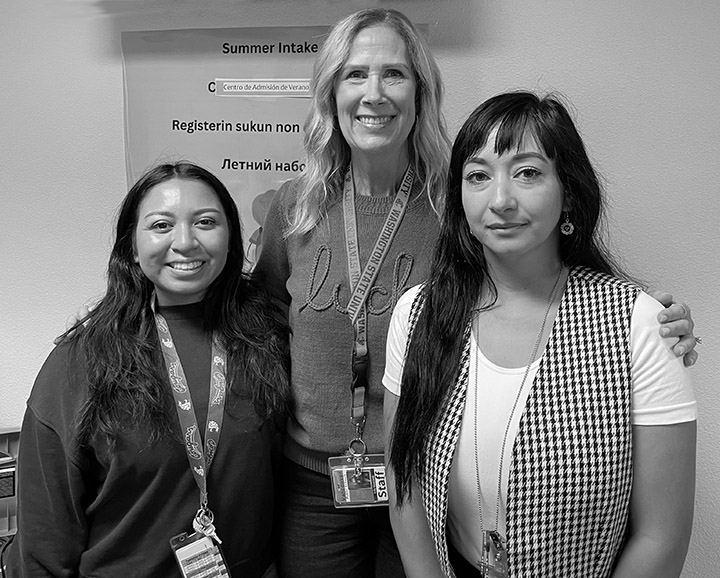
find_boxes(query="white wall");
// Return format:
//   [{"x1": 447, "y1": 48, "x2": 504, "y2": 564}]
[{"x1": 1, "y1": 0, "x2": 718, "y2": 574}]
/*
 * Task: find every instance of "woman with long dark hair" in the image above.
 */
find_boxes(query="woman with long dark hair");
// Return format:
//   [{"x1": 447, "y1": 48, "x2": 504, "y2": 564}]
[
  {"x1": 7, "y1": 162, "x2": 289, "y2": 577},
  {"x1": 384, "y1": 92, "x2": 696, "y2": 577}
]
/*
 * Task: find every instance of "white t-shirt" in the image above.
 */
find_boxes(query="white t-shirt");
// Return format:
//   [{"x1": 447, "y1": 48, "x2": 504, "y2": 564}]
[{"x1": 383, "y1": 284, "x2": 696, "y2": 566}]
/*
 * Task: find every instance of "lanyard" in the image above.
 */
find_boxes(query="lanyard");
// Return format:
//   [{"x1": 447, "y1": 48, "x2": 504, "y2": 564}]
[
  {"x1": 153, "y1": 310, "x2": 226, "y2": 513},
  {"x1": 342, "y1": 164, "x2": 414, "y2": 436}
]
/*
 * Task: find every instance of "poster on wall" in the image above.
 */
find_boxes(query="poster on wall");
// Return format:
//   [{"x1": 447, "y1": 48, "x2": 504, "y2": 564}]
[{"x1": 122, "y1": 26, "x2": 328, "y2": 266}]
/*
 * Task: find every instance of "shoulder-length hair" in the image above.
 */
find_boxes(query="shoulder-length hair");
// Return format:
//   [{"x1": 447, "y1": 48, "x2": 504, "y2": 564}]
[
  {"x1": 390, "y1": 92, "x2": 627, "y2": 502},
  {"x1": 287, "y1": 8, "x2": 450, "y2": 236},
  {"x1": 72, "y1": 162, "x2": 290, "y2": 448}
]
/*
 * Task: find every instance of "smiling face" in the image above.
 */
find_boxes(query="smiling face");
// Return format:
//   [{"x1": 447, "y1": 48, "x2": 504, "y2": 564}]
[
  {"x1": 461, "y1": 128, "x2": 567, "y2": 265},
  {"x1": 134, "y1": 178, "x2": 229, "y2": 306},
  {"x1": 334, "y1": 25, "x2": 417, "y2": 164}
]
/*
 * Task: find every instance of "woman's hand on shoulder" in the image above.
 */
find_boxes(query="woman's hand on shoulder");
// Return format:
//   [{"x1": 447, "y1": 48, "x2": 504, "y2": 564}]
[
  {"x1": 650, "y1": 290, "x2": 698, "y2": 367},
  {"x1": 54, "y1": 297, "x2": 101, "y2": 344}
]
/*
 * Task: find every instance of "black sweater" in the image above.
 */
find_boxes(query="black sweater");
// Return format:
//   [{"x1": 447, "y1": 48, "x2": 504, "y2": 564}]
[{"x1": 7, "y1": 302, "x2": 274, "y2": 577}]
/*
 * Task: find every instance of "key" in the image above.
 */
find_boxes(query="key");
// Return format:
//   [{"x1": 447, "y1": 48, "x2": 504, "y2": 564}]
[
  {"x1": 201, "y1": 522, "x2": 222, "y2": 545},
  {"x1": 193, "y1": 511, "x2": 223, "y2": 544}
]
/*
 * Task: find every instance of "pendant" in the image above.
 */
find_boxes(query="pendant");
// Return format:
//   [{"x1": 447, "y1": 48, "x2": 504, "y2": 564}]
[{"x1": 476, "y1": 530, "x2": 508, "y2": 577}]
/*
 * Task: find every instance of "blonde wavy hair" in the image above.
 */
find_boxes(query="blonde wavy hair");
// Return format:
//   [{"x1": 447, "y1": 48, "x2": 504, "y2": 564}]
[{"x1": 286, "y1": 8, "x2": 450, "y2": 236}]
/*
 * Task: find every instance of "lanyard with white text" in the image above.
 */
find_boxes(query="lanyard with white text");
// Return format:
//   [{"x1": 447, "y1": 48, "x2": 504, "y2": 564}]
[
  {"x1": 154, "y1": 310, "x2": 227, "y2": 543},
  {"x1": 342, "y1": 164, "x2": 414, "y2": 437}
]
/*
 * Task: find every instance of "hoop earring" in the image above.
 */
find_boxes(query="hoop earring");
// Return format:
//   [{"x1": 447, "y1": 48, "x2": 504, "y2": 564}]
[{"x1": 560, "y1": 212, "x2": 575, "y2": 236}]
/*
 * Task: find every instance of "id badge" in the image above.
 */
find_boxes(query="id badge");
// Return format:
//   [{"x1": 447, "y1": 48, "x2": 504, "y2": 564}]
[
  {"x1": 328, "y1": 452, "x2": 389, "y2": 508},
  {"x1": 170, "y1": 531, "x2": 230, "y2": 578},
  {"x1": 478, "y1": 530, "x2": 509, "y2": 578}
]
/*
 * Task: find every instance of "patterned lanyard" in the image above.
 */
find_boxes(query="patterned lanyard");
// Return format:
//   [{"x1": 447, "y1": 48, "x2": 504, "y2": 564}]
[
  {"x1": 154, "y1": 310, "x2": 227, "y2": 522},
  {"x1": 342, "y1": 164, "x2": 414, "y2": 438}
]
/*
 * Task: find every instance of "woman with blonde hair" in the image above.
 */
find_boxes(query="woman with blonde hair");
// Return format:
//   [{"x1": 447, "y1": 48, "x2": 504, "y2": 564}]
[
  {"x1": 254, "y1": 10, "x2": 696, "y2": 578},
  {"x1": 254, "y1": 8, "x2": 449, "y2": 577}
]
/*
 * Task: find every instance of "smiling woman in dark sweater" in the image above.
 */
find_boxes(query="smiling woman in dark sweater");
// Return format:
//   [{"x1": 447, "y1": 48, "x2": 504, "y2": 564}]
[{"x1": 6, "y1": 162, "x2": 290, "y2": 577}]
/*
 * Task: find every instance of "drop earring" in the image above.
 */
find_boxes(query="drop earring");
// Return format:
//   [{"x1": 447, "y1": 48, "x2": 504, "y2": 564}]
[{"x1": 560, "y1": 212, "x2": 575, "y2": 236}]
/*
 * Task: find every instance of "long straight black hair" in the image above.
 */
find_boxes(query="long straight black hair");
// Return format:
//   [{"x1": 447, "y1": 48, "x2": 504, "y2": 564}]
[
  {"x1": 68, "y1": 162, "x2": 290, "y2": 449},
  {"x1": 389, "y1": 92, "x2": 627, "y2": 502}
]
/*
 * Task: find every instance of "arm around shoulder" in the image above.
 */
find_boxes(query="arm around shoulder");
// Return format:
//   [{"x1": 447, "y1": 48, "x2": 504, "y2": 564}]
[
  {"x1": 648, "y1": 289, "x2": 698, "y2": 366},
  {"x1": 611, "y1": 293, "x2": 696, "y2": 577}
]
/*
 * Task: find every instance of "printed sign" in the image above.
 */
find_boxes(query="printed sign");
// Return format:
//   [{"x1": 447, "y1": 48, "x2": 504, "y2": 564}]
[{"x1": 122, "y1": 26, "x2": 328, "y2": 266}]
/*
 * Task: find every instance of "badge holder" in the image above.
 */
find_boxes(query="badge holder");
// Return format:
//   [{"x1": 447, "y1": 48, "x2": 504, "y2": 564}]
[
  {"x1": 170, "y1": 508, "x2": 230, "y2": 578},
  {"x1": 328, "y1": 434, "x2": 389, "y2": 509},
  {"x1": 331, "y1": 297, "x2": 391, "y2": 508},
  {"x1": 477, "y1": 530, "x2": 509, "y2": 578}
]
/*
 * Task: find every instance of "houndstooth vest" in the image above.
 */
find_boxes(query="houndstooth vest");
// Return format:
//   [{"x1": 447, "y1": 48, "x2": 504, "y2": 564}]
[{"x1": 411, "y1": 267, "x2": 638, "y2": 578}]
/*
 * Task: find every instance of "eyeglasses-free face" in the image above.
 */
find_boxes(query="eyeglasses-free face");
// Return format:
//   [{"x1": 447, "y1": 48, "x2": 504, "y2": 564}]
[
  {"x1": 334, "y1": 25, "x2": 417, "y2": 165},
  {"x1": 461, "y1": 128, "x2": 568, "y2": 266},
  {"x1": 134, "y1": 178, "x2": 230, "y2": 306}
]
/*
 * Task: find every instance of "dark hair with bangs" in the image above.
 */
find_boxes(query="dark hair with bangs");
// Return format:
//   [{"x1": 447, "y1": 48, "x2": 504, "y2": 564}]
[
  {"x1": 447, "y1": 91, "x2": 623, "y2": 275},
  {"x1": 65, "y1": 162, "x2": 290, "y2": 451},
  {"x1": 389, "y1": 92, "x2": 627, "y2": 503}
]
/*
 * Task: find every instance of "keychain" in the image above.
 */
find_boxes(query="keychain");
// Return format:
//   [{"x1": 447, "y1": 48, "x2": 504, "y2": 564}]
[{"x1": 194, "y1": 507, "x2": 222, "y2": 544}]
